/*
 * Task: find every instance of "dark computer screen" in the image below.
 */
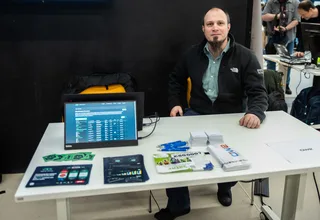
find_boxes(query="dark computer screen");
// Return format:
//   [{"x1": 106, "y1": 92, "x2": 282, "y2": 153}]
[
  {"x1": 301, "y1": 22, "x2": 320, "y2": 66},
  {"x1": 64, "y1": 100, "x2": 138, "y2": 149}
]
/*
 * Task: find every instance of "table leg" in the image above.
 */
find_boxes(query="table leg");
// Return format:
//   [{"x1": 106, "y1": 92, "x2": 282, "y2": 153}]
[
  {"x1": 148, "y1": 191, "x2": 152, "y2": 213},
  {"x1": 251, "y1": 181, "x2": 254, "y2": 205},
  {"x1": 281, "y1": 174, "x2": 307, "y2": 220},
  {"x1": 278, "y1": 64, "x2": 288, "y2": 92},
  {"x1": 261, "y1": 205, "x2": 280, "y2": 220},
  {"x1": 56, "y1": 198, "x2": 70, "y2": 220}
]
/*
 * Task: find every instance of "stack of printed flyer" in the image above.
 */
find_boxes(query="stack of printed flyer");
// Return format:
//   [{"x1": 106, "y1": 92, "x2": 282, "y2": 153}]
[
  {"x1": 189, "y1": 131, "x2": 208, "y2": 147},
  {"x1": 153, "y1": 151, "x2": 213, "y2": 173},
  {"x1": 207, "y1": 144, "x2": 251, "y2": 171}
]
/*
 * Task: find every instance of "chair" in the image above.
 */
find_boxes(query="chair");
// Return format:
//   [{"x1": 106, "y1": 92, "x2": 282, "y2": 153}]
[{"x1": 187, "y1": 77, "x2": 192, "y2": 107}]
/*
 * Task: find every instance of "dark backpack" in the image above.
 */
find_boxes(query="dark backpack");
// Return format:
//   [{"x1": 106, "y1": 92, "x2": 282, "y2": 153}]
[
  {"x1": 62, "y1": 72, "x2": 136, "y2": 94},
  {"x1": 264, "y1": 69, "x2": 288, "y2": 112},
  {"x1": 290, "y1": 87, "x2": 320, "y2": 125},
  {"x1": 268, "y1": 90, "x2": 288, "y2": 112},
  {"x1": 60, "y1": 72, "x2": 137, "y2": 119}
]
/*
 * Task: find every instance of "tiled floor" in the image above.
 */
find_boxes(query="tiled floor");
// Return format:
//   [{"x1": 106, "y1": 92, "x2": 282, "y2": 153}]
[{"x1": 0, "y1": 61, "x2": 318, "y2": 220}]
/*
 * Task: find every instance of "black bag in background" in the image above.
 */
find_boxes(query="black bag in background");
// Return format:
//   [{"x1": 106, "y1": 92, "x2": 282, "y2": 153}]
[
  {"x1": 60, "y1": 72, "x2": 137, "y2": 120},
  {"x1": 291, "y1": 87, "x2": 320, "y2": 125},
  {"x1": 264, "y1": 69, "x2": 288, "y2": 112},
  {"x1": 62, "y1": 72, "x2": 137, "y2": 95},
  {"x1": 268, "y1": 91, "x2": 288, "y2": 112}
]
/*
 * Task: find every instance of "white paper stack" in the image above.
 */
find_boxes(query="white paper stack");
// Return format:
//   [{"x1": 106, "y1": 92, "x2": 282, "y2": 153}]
[
  {"x1": 205, "y1": 131, "x2": 224, "y2": 145},
  {"x1": 207, "y1": 144, "x2": 251, "y2": 171},
  {"x1": 189, "y1": 131, "x2": 208, "y2": 147}
]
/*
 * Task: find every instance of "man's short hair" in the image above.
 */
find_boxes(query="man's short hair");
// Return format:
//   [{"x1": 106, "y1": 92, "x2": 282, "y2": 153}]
[
  {"x1": 202, "y1": 7, "x2": 231, "y2": 25},
  {"x1": 298, "y1": 0, "x2": 316, "y2": 11}
]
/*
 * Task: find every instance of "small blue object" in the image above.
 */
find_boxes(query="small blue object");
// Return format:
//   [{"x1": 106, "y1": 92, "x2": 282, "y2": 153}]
[
  {"x1": 158, "y1": 140, "x2": 188, "y2": 148},
  {"x1": 204, "y1": 162, "x2": 214, "y2": 170},
  {"x1": 160, "y1": 147, "x2": 190, "y2": 152}
]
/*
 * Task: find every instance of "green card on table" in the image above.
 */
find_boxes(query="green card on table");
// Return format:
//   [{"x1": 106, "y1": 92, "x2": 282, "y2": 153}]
[{"x1": 43, "y1": 152, "x2": 95, "y2": 162}]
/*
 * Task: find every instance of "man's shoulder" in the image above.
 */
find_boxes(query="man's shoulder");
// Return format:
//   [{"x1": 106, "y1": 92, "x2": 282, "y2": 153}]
[
  {"x1": 292, "y1": 0, "x2": 300, "y2": 5},
  {"x1": 182, "y1": 42, "x2": 204, "y2": 57},
  {"x1": 233, "y1": 43, "x2": 253, "y2": 55},
  {"x1": 290, "y1": 0, "x2": 300, "y2": 8},
  {"x1": 231, "y1": 43, "x2": 258, "y2": 65},
  {"x1": 189, "y1": 42, "x2": 203, "y2": 51}
]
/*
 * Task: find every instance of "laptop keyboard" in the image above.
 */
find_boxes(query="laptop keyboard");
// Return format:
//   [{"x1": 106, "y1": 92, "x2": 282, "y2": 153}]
[{"x1": 280, "y1": 57, "x2": 307, "y2": 65}]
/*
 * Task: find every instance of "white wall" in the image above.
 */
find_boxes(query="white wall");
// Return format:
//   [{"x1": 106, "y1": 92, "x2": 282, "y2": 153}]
[{"x1": 250, "y1": 0, "x2": 263, "y2": 67}]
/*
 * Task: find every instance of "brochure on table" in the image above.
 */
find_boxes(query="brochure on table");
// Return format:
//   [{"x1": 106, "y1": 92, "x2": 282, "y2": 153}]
[{"x1": 26, "y1": 164, "x2": 92, "y2": 187}]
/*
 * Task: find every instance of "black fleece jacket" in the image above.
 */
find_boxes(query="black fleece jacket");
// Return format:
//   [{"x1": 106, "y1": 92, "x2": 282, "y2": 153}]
[{"x1": 168, "y1": 33, "x2": 268, "y2": 122}]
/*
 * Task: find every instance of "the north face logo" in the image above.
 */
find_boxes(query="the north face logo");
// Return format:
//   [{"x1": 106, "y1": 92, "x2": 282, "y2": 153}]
[{"x1": 230, "y1": 67, "x2": 238, "y2": 73}]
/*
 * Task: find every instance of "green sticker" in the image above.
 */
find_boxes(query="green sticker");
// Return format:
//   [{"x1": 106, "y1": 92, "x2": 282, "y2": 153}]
[
  {"x1": 42, "y1": 152, "x2": 95, "y2": 162},
  {"x1": 317, "y1": 57, "x2": 320, "y2": 65}
]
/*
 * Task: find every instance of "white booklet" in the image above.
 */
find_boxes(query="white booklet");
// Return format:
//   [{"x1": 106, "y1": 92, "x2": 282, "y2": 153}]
[
  {"x1": 266, "y1": 138, "x2": 320, "y2": 165},
  {"x1": 153, "y1": 151, "x2": 213, "y2": 173},
  {"x1": 207, "y1": 144, "x2": 251, "y2": 172}
]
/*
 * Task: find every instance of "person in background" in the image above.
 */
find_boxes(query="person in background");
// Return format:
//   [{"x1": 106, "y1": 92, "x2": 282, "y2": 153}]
[
  {"x1": 296, "y1": 0, "x2": 320, "y2": 57},
  {"x1": 262, "y1": 0, "x2": 300, "y2": 95},
  {"x1": 262, "y1": 2, "x2": 268, "y2": 51},
  {"x1": 262, "y1": 2, "x2": 266, "y2": 10},
  {"x1": 155, "y1": 7, "x2": 268, "y2": 220}
]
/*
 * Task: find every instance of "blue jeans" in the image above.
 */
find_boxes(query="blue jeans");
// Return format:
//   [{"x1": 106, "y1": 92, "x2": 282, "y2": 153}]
[
  {"x1": 165, "y1": 108, "x2": 237, "y2": 212},
  {"x1": 266, "y1": 41, "x2": 294, "y2": 86}
]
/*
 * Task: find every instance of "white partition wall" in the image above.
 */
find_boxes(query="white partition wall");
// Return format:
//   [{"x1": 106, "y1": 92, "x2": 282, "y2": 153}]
[{"x1": 250, "y1": 0, "x2": 264, "y2": 67}]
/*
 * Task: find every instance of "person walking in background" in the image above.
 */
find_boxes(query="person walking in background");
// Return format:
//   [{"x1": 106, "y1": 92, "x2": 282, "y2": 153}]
[{"x1": 262, "y1": 0, "x2": 300, "y2": 95}]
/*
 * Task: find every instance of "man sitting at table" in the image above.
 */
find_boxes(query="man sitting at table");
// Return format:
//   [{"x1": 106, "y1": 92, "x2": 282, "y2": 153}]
[{"x1": 154, "y1": 7, "x2": 268, "y2": 220}]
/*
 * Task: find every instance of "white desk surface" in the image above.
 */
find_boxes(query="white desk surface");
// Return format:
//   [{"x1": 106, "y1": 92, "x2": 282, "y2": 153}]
[
  {"x1": 263, "y1": 54, "x2": 320, "y2": 76},
  {"x1": 15, "y1": 111, "x2": 320, "y2": 202}
]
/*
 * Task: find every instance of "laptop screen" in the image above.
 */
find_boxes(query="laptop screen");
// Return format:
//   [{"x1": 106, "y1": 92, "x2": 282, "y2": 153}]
[
  {"x1": 61, "y1": 92, "x2": 144, "y2": 131},
  {"x1": 64, "y1": 100, "x2": 138, "y2": 149},
  {"x1": 274, "y1": 43, "x2": 290, "y2": 57}
]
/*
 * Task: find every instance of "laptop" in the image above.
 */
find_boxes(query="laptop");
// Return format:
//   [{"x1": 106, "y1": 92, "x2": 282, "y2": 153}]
[
  {"x1": 64, "y1": 100, "x2": 138, "y2": 150},
  {"x1": 273, "y1": 43, "x2": 308, "y2": 65}
]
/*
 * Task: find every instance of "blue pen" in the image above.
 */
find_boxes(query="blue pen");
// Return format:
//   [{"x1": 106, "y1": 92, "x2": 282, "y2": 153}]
[
  {"x1": 159, "y1": 141, "x2": 188, "y2": 148},
  {"x1": 160, "y1": 147, "x2": 190, "y2": 151}
]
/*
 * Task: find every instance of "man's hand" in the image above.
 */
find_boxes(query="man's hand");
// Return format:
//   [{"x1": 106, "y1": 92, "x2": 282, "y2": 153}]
[
  {"x1": 239, "y1": 114, "x2": 261, "y2": 129},
  {"x1": 170, "y1": 106, "x2": 183, "y2": 117},
  {"x1": 294, "y1": 51, "x2": 304, "y2": 58},
  {"x1": 274, "y1": 26, "x2": 286, "y2": 32}
]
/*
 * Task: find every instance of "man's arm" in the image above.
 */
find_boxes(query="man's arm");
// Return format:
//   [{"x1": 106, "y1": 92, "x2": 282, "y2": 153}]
[
  {"x1": 285, "y1": 0, "x2": 300, "y2": 31},
  {"x1": 262, "y1": 1, "x2": 277, "y2": 21},
  {"x1": 285, "y1": 20, "x2": 299, "y2": 31},
  {"x1": 168, "y1": 52, "x2": 188, "y2": 113},
  {"x1": 275, "y1": 19, "x2": 299, "y2": 33},
  {"x1": 243, "y1": 51, "x2": 268, "y2": 123}
]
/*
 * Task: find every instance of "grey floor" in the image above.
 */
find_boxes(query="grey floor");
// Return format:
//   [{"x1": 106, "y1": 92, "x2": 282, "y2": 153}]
[
  {"x1": 1, "y1": 173, "x2": 320, "y2": 220},
  {"x1": 0, "y1": 62, "x2": 319, "y2": 220}
]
